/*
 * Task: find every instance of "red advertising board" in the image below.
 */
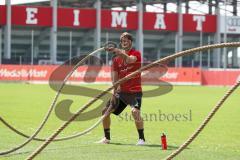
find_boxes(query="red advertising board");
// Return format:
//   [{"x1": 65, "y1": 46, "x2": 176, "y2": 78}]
[
  {"x1": 202, "y1": 70, "x2": 240, "y2": 86},
  {"x1": 183, "y1": 14, "x2": 216, "y2": 32},
  {"x1": 143, "y1": 12, "x2": 178, "y2": 31},
  {"x1": 142, "y1": 67, "x2": 201, "y2": 85},
  {"x1": 0, "y1": 5, "x2": 6, "y2": 25},
  {"x1": 12, "y1": 5, "x2": 52, "y2": 27},
  {"x1": 58, "y1": 8, "x2": 96, "y2": 28},
  {"x1": 0, "y1": 65, "x2": 56, "y2": 81},
  {"x1": 1, "y1": 65, "x2": 239, "y2": 86},
  {"x1": 0, "y1": 5, "x2": 216, "y2": 33},
  {"x1": 0, "y1": 65, "x2": 201, "y2": 85},
  {"x1": 101, "y1": 9, "x2": 138, "y2": 30}
]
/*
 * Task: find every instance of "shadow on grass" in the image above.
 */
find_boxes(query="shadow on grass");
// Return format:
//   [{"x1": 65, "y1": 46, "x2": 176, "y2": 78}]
[
  {"x1": 1, "y1": 150, "x2": 32, "y2": 157},
  {"x1": 110, "y1": 142, "x2": 190, "y2": 150},
  {"x1": 2, "y1": 143, "x2": 190, "y2": 157},
  {"x1": 1, "y1": 145, "x2": 81, "y2": 157}
]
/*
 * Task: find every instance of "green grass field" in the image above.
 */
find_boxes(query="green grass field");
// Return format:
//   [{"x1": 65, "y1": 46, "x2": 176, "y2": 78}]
[{"x1": 0, "y1": 83, "x2": 239, "y2": 160}]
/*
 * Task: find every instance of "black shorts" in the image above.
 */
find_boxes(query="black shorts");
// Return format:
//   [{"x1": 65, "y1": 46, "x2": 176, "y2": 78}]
[{"x1": 106, "y1": 92, "x2": 142, "y2": 115}]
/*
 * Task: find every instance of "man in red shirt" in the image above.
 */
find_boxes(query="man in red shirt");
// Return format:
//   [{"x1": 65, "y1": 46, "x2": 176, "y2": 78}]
[{"x1": 98, "y1": 32, "x2": 145, "y2": 145}]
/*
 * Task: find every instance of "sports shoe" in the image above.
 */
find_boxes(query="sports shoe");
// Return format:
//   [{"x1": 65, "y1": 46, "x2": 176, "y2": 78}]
[
  {"x1": 96, "y1": 137, "x2": 110, "y2": 144},
  {"x1": 136, "y1": 139, "x2": 145, "y2": 146}
]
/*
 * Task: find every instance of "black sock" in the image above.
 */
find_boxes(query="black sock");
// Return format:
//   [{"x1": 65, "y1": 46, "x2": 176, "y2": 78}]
[
  {"x1": 104, "y1": 128, "x2": 110, "y2": 140},
  {"x1": 138, "y1": 129, "x2": 145, "y2": 141}
]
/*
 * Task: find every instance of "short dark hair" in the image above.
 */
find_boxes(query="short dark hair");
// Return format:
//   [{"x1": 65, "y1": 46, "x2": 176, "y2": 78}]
[{"x1": 120, "y1": 32, "x2": 133, "y2": 41}]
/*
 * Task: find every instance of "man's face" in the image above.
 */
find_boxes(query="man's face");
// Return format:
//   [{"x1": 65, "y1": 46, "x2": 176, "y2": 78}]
[{"x1": 121, "y1": 36, "x2": 132, "y2": 51}]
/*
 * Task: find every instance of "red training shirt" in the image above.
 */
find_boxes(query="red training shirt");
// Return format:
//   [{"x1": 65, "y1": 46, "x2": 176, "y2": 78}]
[{"x1": 112, "y1": 49, "x2": 142, "y2": 93}]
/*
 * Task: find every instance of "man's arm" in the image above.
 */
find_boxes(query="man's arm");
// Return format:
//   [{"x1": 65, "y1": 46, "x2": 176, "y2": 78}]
[
  {"x1": 116, "y1": 49, "x2": 137, "y2": 64},
  {"x1": 107, "y1": 47, "x2": 137, "y2": 64},
  {"x1": 110, "y1": 71, "x2": 120, "y2": 105},
  {"x1": 111, "y1": 70, "x2": 119, "y2": 93}
]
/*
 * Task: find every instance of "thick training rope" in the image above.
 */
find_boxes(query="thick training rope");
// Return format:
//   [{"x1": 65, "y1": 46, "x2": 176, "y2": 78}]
[
  {"x1": 0, "y1": 102, "x2": 114, "y2": 143},
  {"x1": 0, "y1": 114, "x2": 106, "y2": 142},
  {"x1": 0, "y1": 47, "x2": 105, "y2": 155},
  {"x1": 25, "y1": 42, "x2": 240, "y2": 160},
  {"x1": 164, "y1": 79, "x2": 240, "y2": 160},
  {"x1": 0, "y1": 43, "x2": 118, "y2": 143}
]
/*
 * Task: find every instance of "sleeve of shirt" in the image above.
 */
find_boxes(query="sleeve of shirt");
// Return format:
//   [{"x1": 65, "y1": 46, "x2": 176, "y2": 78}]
[
  {"x1": 134, "y1": 51, "x2": 142, "y2": 63},
  {"x1": 112, "y1": 58, "x2": 118, "y2": 72}
]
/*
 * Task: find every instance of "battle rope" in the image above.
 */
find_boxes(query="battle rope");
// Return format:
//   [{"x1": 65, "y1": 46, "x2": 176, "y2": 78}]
[
  {"x1": 0, "y1": 103, "x2": 114, "y2": 142},
  {"x1": 0, "y1": 114, "x2": 105, "y2": 142},
  {"x1": 0, "y1": 47, "x2": 105, "y2": 155},
  {"x1": 25, "y1": 42, "x2": 240, "y2": 160},
  {"x1": 0, "y1": 42, "x2": 118, "y2": 143},
  {"x1": 164, "y1": 79, "x2": 240, "y2": 160}
]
